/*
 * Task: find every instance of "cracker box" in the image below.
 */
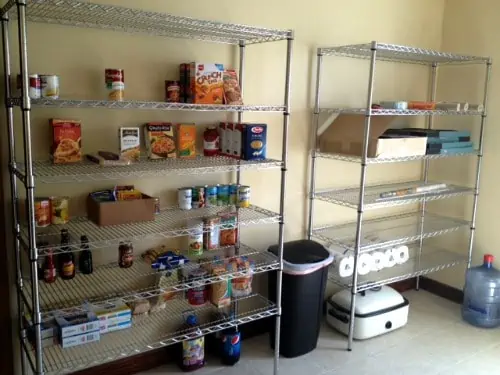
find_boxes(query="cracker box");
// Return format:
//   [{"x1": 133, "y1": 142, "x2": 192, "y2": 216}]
[
  {"x1": 50, "y1": 118, "x2": 82, "y2": 164},
  {"x1": 177, "y1": 123, "x2": 196, "y2": 158},
  {"x1": 190, "y1": 63, "x2": 224, "y2": 104},
  {"x1": 232, "y1": 123, "x2": 243, "y2": 159},
  {"x1": 242, "y1": 124, "x2": 267, "y2": 160},
  {"x1": 119, "y1": 127, "x2": 140, "y2": 161},
  {"x1": 144, "y1": 122, "x2": 176, "y2": 159}
]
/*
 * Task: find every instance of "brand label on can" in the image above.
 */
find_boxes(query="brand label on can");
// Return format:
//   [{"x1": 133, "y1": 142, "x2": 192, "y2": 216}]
[
  {"x1": 41, "y1": 75, "x2": 59, "y2": 99},
  {"x1": 238, "y1": 186, "x2": 250, "y2": 208},
  {"x1": 205, "y1": 186, "x2": 218, "y2": 207},
  {"x1": 178, "y1": 188, "x2": 192, "y2": 210}
]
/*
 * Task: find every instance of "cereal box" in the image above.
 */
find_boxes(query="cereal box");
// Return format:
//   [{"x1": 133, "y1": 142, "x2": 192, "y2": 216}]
[
  {"x1": 50, "y1": 119, "x2": 82, "y2": 164},
  {"x1": 242, "y1": 124, "x2": 267, "y2": 161},
  {"x1": 190, "y1": 63, "x2": 224, "y2": 104},
  {"x1": 119, "y1": 127, "x2": 140, "y2": 161},
  {"x1": 144, "y1": 122, "x2": 176, "y2": 159},
  {"x1": 232, "y1": 123, "x2": 243, "y2": 159},
  {"x1": 177, "y1": 123, "x2": 196, "y2": 158}
]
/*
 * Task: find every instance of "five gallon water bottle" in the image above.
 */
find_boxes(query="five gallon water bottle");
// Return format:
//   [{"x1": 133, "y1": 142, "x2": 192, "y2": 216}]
[{"x1": 462, "y1": 254, "x2": 500, "y2": 328}]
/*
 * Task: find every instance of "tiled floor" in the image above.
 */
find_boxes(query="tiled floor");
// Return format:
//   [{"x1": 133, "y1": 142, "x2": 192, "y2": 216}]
[{"x1": 140, "y1": 290, "x2": 500, "y2": 375}]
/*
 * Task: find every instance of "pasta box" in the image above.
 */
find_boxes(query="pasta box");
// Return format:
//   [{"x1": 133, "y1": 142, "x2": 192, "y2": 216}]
[
  {"x1": 144, "y1": 122, "x2": 176, "y2": 159},
  {"x1": 190, "y1": 62, "x2": 224, "y2": 104},
  {"x1": 241, "y1": 124, "x2": 267, "y2": 160},
  {"x1": 50, "y1": 118, "x2": 82, "y2": 164}
]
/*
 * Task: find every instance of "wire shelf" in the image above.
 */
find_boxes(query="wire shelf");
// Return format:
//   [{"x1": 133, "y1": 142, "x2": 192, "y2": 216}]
[
  {"x1": 314, "y1": 181, "x2": 473, "y2": 210},
  {"x1": 313, "y1": 211, "x2": 469, "y2": 253},
  {"x1": 24, "y1": 205, "x2": 280, "y2": 254},
  {"x1": 319, "y1": 108, "x2": 483, "y2": 116},
  {"x1": 315, "y1": 150, "x2": 479, "y2": 164},
  {"x1": 16, "y1": 157, "x2": 283, "y2": 184},
  {"x1": 8, "y1": 0, "x2": 292, "y2": 45},
  {"x1": 24, "y1": 244, "x2": 278, "y2": 318},
  {"x1": 21, "y1": 98, "x2": 286, "y2": 112},
  {"x1": 328, "y1": 245, "x2": 467, "y2": 292},
  {"x1": 24, "y1": 293, "x2": 277, "y2": 375},
  {"x1": 319, "y1": 43, "x2": 490, "y2": 65}
]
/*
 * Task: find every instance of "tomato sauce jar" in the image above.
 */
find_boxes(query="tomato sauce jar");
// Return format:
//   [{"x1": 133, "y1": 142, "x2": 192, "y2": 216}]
[{"x1": 203, "y1": 126, "x2": 219, "y2": 157}]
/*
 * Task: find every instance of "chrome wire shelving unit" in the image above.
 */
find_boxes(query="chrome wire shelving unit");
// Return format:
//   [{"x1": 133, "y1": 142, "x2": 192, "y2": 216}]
[
  {"x1": 2, "y1": 1, "x2": 293, "y2": 374},
  {"x1": 307, "y1": 41, "x2": 491, "y2": 351}
]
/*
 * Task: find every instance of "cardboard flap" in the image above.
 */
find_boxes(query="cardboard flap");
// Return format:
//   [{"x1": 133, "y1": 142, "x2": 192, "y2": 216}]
[{"x1": 320, "y1": 114, "x2": 399, "y2": 142}]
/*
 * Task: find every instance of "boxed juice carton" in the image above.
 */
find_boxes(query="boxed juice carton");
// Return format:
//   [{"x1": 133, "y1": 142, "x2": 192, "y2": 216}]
[
  {"x1": 190, "y1": 63, "x2": 224, "y2": 104},
  {"x1": 177, "y1": 123, "x2": 196, "y2": 158},
  {"x1": 50, "y1": 118, "x2": 82, "y2": 164},
  {"x1": 242, "y1": 124, "x2": 267, "y2": 160}
]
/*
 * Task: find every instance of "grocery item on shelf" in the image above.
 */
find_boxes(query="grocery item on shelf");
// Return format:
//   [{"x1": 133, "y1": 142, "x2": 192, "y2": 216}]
[
  {"x1": 50, "y1": 196, "x2": 69, "y2": 224},
  {"x1": 178, "y1": 187, "x2": 193, "y2": 210},
  {"x1": 142, "y1": 245, "x2": 169, "y2": 264},
  {"x1": 187, "y1": 268, "x2": 209, "y2": 305},
  {"x1": 203, "y1": 216, "x2": 220, "y2": 251},
  {"x1": 144, "y1": 122, "x2": 176, "y2": 159},
  {"x1": 238, "y1": 185, "x2": 251, "y2": 208},
  {"x1": 35, "y1": 197, "x2": 51, "y2": 227},
  {"x1": 378, "y1": 101, "x2": 408, "y2": 110},
  {"x1": 105, "y1": 68, "x2": 125, "y2": 101},
  {"x1": 40, "y1": 74, "x2": 60, "y2": 99},
  {"x1": 179, "y1": 63, "x2": 189, "y2": 103},
  {"x1": 219, "y1": 123, "x2": 227, "y2": 155},
  {"x1": 115, "y1": 185, "x2": 143, "y2": 201},
  {"x1": 26, "y1": 315, "x2": 57, "y2": 348},
  {"x1": 220, "y1": 327, "x2": 241, "y2": 366},
  {"x1": 150, "y1": 296, "x2": 167, "y2": 313},
  {"x1": 229, "y1": 184, "x2": 238, "y2": 205},
  {"x1": 55, "y1": 311, "x2": 100, "y2": 349},
  {"x1": 151, "y1": 250, "x2": 189, "y2": 271},
  {"x1": 43, "y1": 250, "x2": 57, "y2": 284},
  {"x1": 228, "y1": 257, "x2": 254, "y2": 297},
  {"x1": 177, "y1": 123, "x2": 196, "y2": 158},
  {"x1": 408, "y1": 100, "x2": 435, "y2": 110},
  {"x1": 127, "y1": 299, "x2": 151, "y2": 315},
  {"x1": 177, "y1": 182, "x2": 250, "y2": 209},
  {"x1": 50, "y1": 118, "x2": 82, "y2": 164},
  {"x1": 190, "y1": 62, "x2": 224, "y2": 104},
  {"x1": 205, "y1": 185, "x2": 218, "y2": 207},
  {"x1": 232, "y1": 123, "x2": 243, "y2": 158},
  {"x1": 165, "y1": 80, "x2": 180, "y2": 103},
  {"x1": 241, "y1": 124, "x2": 267, "y2": 160},
  {"x1": 435, "y1": 102, "x2": 464, "y2": 111},
  {"x1": 223, "y1": 69, "x2": 243, "y2": 105},
  {"x1": 192, "y1": 186, "x2": 206, "y2": 209},
  {"x1": 29, "y1": 74, "x2": 41, "y2": 99},
  {"x1": 179, "y1": 312, "x2": 206, "y2": 371},
  {"x1": 217, "y1": 185, "x2": 229, "y2": 206},
  {"x1": 85, "y1": 300, "x2": 132, "y2": 334},
  {"x1": 79, "y1": 235, "x2": 93, "y2": 274},
  {"x1": 203, "y1": 126, "x2": 220, "y2": 156},
  {"x1": 86, "y1": 151, "x2": 132, "y2": 167},
  {"x1": 377, "y1": 183, "x2": 447, "y2": 200},
  {"x1": 188, "y1": 219, "x2": 204, "y2": 256},
  {"x1": 156, "y1": 270, "x2": 182, "y2": 301},
  {"x1": 119, "y1": 127, "x2": 140, "y2": 161},
  {"x1": 468, "y1": 104, "x2": 484, "y2": 111},
  {"x1": 219, "y1": 212, "x2": 238, "y2": 247},
  {"x1": 118, "y1": 241, "x2": 134, "y2": 268},
  {"x1": 59, "y1": 231, "x2": 75, "y2": 280},
  {"x1": 210, "y1": 264, "x2": 231, "y2": 308},
  {"x1": 225, "y1": 123, "x2": 234, "y2": 155}
]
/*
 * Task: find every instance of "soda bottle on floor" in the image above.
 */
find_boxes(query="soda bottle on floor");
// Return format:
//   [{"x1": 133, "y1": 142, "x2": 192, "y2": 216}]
[{"x1": 220, "y1": 327, "x2": 240, "y2": 366}]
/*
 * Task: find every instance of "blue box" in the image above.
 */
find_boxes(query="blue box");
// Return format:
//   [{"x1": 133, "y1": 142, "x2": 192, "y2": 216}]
[{"x1": 241, "y1": 124, "x2": 267, "y2": 160}]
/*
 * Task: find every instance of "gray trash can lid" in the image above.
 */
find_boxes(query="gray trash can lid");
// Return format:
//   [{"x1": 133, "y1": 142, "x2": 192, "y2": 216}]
[{"x1": 268, "y1": 240, "x2": 333, "y2": 275}]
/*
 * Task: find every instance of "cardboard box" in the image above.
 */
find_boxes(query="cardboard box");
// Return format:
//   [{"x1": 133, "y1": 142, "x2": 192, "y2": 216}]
[
  {"x1": 318, "y1": 114, "x2": 427, "y2": 158},
  {"x1": 55, "y1": 312, "x2": 100, "y2": 339},
  {"x1": 241, "y1": 124, "x2": 267, "y2": 161},
  {"x1": 25, "y1": 315, "x2": 58, "y2": 348},
  {"x1": 87, "y1": 194, "x2": 155, "y2": 226},
  {"x1": 60, "y1": 331, "x2": 100, "y2": 349},
  {"x1": 50, "y1": 118, "x2": 82, "y2": 164},
  {"x1": 190, "y1": 62, "x2": 224, "y2": 104},
  {"x1": 86, "y1": 300, "x2": 132, "y2": 334}
]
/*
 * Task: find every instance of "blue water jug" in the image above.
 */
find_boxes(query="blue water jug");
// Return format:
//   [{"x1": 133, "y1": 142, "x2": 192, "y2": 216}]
[{"x1": 462, "y1": 254, "x2": 500, "y2": 328}]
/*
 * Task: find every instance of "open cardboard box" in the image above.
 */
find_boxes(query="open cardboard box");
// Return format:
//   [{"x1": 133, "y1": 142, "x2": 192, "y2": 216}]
[
  {"x1": 318, "y1": 114, "x2": 427, "y2": 158},
  {"x1": 87, "y1": 193, "x2": 155, "y2": 226}
]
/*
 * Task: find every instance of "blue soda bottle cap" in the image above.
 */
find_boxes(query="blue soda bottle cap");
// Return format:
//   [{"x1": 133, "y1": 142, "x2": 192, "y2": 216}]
[{"x1": 186, "y1": 315, "x2": 198, "y2": 325}]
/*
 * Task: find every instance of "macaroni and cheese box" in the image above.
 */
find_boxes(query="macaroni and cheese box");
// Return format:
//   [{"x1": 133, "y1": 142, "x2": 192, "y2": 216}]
[
  {"x1": 50, "y1": 118, "x2": 82, "y2": 164},
  {"x1": 119, "y1": 127, "x2": 140, "y2": 162},
  {"x1": 144, "y1": 122, "x2": 176, "y2": 159},
  {"x1": 177, "y1": 123, "x2": 196, "y2": 158},
  {"x1": 242, "y1": 124, "x2": 267, "y2": 161},
  {"x1": 190, "y1": 63, "x2": 224, "y2": 104}
]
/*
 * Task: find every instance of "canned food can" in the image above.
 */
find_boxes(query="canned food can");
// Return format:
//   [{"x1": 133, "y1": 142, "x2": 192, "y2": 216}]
[
  {"x1": 118, "y1": 241, "x2": 134, "y2": 268},
  {"x1": 40, "y1": 75, "x2": 59, "y2": 99},
  {"x1": 238, "y1": 186, "x2": 251, "y2": 208},
  {"x1": 229, "y1": 184, "x2": 239, "y2": 205},
  {"x1": 217, "y1": 184, "x2": 230, "y2": 206},
  {"x1": 165, "y1": 80, "x2": 180, "y2": 103},
  {"x1": 50, "y1": 196, "x2": 69, "y2": 224},
  {"x1": 105, "y1": 69, "x2": 124, "y2": 101},
  {"x1": 153, "y1": 197, "x2": 160, "y2": 214},
  {"x1": 203, "y1": 216, "x2": 220, "y2": 251},
  {"x1": 187, "y1": 220, "x2": 203, "y2": 256},
  {"x1": 29, "y1": 74, "x2": 41, "y2": 99},
  {"x1": 178, "y1": 188, "x2": 192, "y2": 210},
  {"x1": 192, "y1": 186, "x2": 206, "y2": 209},
  {"x1": 34, "y1": 198, "x2": 51, "y2": 227},
  {"x1": 206, "y1": 185, "x2": 218, "y2": 207}
]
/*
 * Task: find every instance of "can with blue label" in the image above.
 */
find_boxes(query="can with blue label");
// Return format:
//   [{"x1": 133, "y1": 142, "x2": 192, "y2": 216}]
[
  {"x1": 221, "y1": 328, "x2": 240, "y2": 366},
  {"x1": 217, "y1": 184, "x2": 229, "y2": 206},
  {"x1": 205, "y1": 185, "x2": 218, "y2": 207},
  {"x1": 229, "y1": 184, "x2": 239, "y2": 205}
]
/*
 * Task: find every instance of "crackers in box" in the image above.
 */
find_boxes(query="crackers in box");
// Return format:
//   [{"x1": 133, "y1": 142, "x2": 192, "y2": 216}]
[{"x1": 190, "y1": 63, "x2": 224, "y2": 104}]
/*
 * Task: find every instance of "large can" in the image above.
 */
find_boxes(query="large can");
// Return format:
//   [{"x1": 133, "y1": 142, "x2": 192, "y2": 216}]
[
  {"x1": 34, "y1": 198, "x2": 50, "y2": 227},
  {"x1": 165, "y1": 80, "x2": 180, "y2": 103},
  {"x1": 187, "y1": 220, "x2": 203, "y2": 256},
  {"x1": 217, "y1": 184, "x2": 229, "y2": 206},
  {"x1": 205, "y1": 185, "x2": 218, "y2": 207},
  {"x1": 178, "y1": 188, "x2": 192, "y2": 210},
  {"x1": 192, "y1": 186, "x2": 206, "y2": 209},
  {"x1": 229, "y1": 184, "x2": 239, "y2": 205},
  {"x1": 238, "y1": 186, "x2": 251, "y2": 208},
  {"x1": 40, "y1": 75, "x2": 59, "y2": 99},
  {"x1": 29, "y1": 74, "x2": 41, "y2": 99},
  {"x1": 50, "y1": 196, "x2": 69, "y2": 224},
  {"x1": 105, "y1": 68, "x2": 125, "y2": 101}
]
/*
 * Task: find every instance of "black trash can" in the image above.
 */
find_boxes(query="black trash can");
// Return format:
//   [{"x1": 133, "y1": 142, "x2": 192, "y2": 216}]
[{"x1": 268, "y1": 240, "x2": 333, "y2": 358}]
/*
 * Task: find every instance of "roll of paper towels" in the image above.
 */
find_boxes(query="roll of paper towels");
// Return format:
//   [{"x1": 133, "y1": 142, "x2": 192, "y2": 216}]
[
  {"x1": 336, "y1": 256, "x2": 354, "y2": 278},
  {"x1": 357, "y1": 253, "x2": 374, "y2": 276},
  {"x1": 384, "y1": 249, "x2": 397, "y2": 268},
  {"x1": 394, "y1": 245, "x2": 410, "y2": 265},
  {"x1": 371, "y1": 251, "x2": 386, "y2": 271}
]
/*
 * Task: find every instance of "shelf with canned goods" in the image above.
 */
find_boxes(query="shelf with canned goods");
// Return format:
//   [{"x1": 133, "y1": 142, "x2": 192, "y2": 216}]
[{"x1": 23, "y1": 293, "x2": 277, "y2": 375}]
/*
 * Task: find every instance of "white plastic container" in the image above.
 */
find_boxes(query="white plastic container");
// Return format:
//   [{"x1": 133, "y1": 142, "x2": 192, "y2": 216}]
[{"x1": 326, "y1": 286, "x2": 409, "y2": 340}]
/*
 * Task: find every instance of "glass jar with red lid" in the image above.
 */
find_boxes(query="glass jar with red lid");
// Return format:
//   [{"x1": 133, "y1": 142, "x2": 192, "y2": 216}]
[{"x1": 203, "y1": 126, "x2": 219, "y2": 157}]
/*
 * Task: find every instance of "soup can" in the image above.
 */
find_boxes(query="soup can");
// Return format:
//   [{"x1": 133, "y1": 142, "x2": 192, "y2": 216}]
[
  {"x1": 205, "y1": 185, "x2": 218, "y2": 207},
  {"x1": 178, "y1": 188, "x2": 192, "y2": 210},
  {"x1": 238, "y1": 186, "x2": 251, "y2": 208},
  {"x1": 40, "y1": 75, "x2": 59, "y2": 99},
  {"x1": 229, "y1": 184, "x2": 239, "y2": 205},
  {"x1": 165, "y1": 80, "x2": 180, "y2": 103},
  {"x1": 34, "y1": 198, "x2": 51, "y2": 227},
  {"x1": 217, "y1": 184, "x2": 229, "y2": 206},
  {"x1": 29, "y1": 74, "x2": 41, "y2": 99},
  {"x1": 192, "y1": 186, "x2": 206, "y2": 209},
  {"x1": 187, "y1": 220, "x2": 203, "y2": 256},
  {"x1": 105, "y1": 68, "x2": 125, "y2": 101},
  {"x1": 50, "y1": 196, "x2": 69, "y2": 224}
]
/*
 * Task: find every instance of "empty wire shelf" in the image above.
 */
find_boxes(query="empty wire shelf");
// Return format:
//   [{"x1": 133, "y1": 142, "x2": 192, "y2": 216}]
[
  {"x1": 316, "y1": 150, "x2": 479, "y2": 164},
  {"x1": 319, "y1": 43, "x2": 490, "y2": 65},
  {"x1": 24, "y1": 244, "x2": 278, "y2": 318},
  {"x1": 24, "y1": 293, "x2": 277, "y2": 375},
  {"x1": 328, "y1": 245, "x2": 467, "y2": 292},
  {"x1": 319, "y1": 108, "x2": 483, "y2": 116},
  {"x1": 313, "y1": 212, "x2": 469, "y2": 253},
  {"x1": 7, "y1": 0, "x2": 292, "y2": 44},
  {"x1": 16, "y1": 157, "x2": 283, "y2": 184},
  {"x1": 24, "y1": 205, "x2": 280, "y2": 254},
  {"x1": 314, "y1": 181, "x2": 473, "y2": 210}
]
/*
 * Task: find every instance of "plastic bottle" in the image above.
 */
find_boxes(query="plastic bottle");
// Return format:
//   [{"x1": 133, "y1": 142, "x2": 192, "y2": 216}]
[
  {"x1": 220, "y1": 327, "x2": 241, "y2": 366},
  {"x1": 43, "y1": 250, "x2": 57, "y2": 283},
  {"x1": 79, "y1": 235, "x2": 93, "y2": 274},
  {"x1": 462, "y1": 254, "x2": 500, "y2": 328},
  {"x1": 179, "y1": 313, "x2": 205, "y2": 372}
]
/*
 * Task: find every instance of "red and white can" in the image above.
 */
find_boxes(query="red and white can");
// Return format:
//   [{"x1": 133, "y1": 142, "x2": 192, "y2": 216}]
[
  {"x1": 105, "y1": 69, "x2": 125, "y2": 101},
  {"x1": 29, "y1": 74, "x2": 41, "y2": 99}
]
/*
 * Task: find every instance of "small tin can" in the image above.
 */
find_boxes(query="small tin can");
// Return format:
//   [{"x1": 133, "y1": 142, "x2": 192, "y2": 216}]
[
  {"x1": 118, "y1": 241, "x2": 134, "y2": 268},
  {"x1": 29, "y1": 74, "x2": 41, "y2": 99},
  {"x1": 238, "y1": 186, "x2": 251, "y2": 208},
  {"x1": 34, "y1": 198, "x2": 51, "y2": 227},
  {"x1": 178, "y1": 188, "x2": 192, "y2": 210},
  {"x1": 50, "y1": 196, "x2": 69, "y2": 224},
  {"x1": 192, "y1": 186, "x2": 206, "y2": 209},
  {"x1": 40, "y1": 75, "x2": 59, "y2": 99},
  {"x1": 229, "y1": 184, "x2": 239, "y2": 205},
  {"x1": 165, "y1": 80, "x2": 180, "y2": 103},
  {"x1": 217, "y1": 184, "x2": 230, "y2": 206},
  {"x1": 153, "y1": 197, "x2": 160, "y2": 214},
  {"x1": 105, "y1": 68, "x2": 124, "y2": 101},
  {"x1": 206, "y1": 185, "x2": 218, "y2": 207},
  {"x1": 187, "y1": 268, "x2": 209, "y2": 306},
  {"x1": 187, "y1": 220, "x2": 203, "y2": 256},
  {"x1": 203, "y1": 216, "x2": 220, "y2": 251}
]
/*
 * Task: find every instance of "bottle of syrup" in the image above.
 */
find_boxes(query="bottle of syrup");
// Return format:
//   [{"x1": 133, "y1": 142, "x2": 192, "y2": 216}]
[
  {"x1": 43, "y1": 250, "x2": 57, "y2": 283},
  {"x1": 59, "y1": 229, "x2": 75, "y2": 280},
  {"x1": 79, "y1": 235, "x2": 93, "y2": 274}
]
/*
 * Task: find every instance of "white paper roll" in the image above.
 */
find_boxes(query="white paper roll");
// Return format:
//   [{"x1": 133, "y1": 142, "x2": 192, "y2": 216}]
[
  {"x1": 357, "y1": 254, "x2": 374, "y2": 276},
  {"x1": 394, "y1": 245, "x2": 410, "y2": 265},
  {"x1": 435, "y1": 102, "x2": 460, "y2": 111},
  {"x1": 371, "y1": 251, "x2": 386, "y2": 271},
  {"x1": 384, "y1": 249, "x2": 397, "y2": 268},
  {"x1": 337, "y1": 256, "x2": 354, "y2": 278},
  {"x1": 468, "y1": 104, "x2": 484, "y2": 112},
  {"x1": 461, "y1": 102, "x2": 469, "y2": 111}
]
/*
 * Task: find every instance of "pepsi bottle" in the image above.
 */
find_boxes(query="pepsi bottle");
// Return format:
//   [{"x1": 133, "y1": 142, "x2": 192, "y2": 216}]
[{"x1": 220, "y1": 327, "x2": 240, "y2": 366}]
